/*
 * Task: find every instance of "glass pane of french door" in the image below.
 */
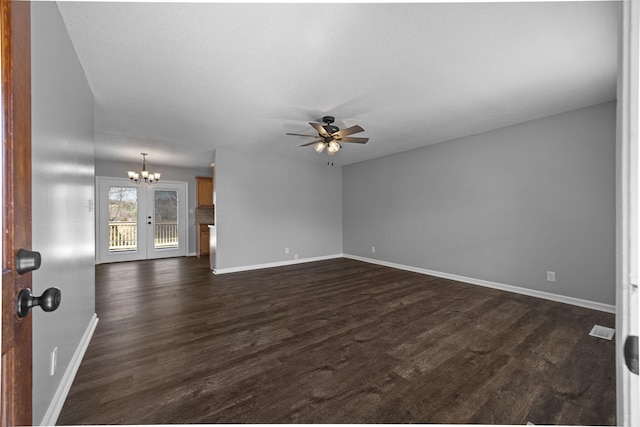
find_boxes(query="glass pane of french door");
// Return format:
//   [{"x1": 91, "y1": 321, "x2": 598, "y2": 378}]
[
  {"x1": 108, "y1": 186, "x2": 138, "y2": 253},
  {"x1": 154, "y1": 189, "x2": 178, "y2": 250},
  {"x1": 97, "y1": 177, "x2": 148, "y2": 263}
]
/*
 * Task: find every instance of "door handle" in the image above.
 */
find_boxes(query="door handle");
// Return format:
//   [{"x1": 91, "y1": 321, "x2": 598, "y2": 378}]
[
  {"x1": 15, "y1": 287, "x2": 62, "y2": 318},
  {"x1": 624, "y1": 335, "x2": 639, "y2": 375},
  {"x1": 16, "y1": 248, "x2": 41, "y2": 275}
]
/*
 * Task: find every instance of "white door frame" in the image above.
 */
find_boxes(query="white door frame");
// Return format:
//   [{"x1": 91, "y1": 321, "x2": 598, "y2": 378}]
[
  {"x1": 146, "y1": 180, "x2": 189, "y2": 260},
  {"x1": 96, "y1": 177, "x2": 188, "y2": 264},
  {"x1": 617, "y1": 1, "x2": 639, "y2": 426}
]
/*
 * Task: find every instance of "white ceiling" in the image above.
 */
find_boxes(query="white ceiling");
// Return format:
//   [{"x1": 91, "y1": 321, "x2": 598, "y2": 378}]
[{"x1": 56, "y1": 1, "x2": 619, "y2": 168}]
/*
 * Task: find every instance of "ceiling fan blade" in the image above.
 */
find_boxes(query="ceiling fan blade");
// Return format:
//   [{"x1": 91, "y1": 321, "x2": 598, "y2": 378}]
[
  {"x1": 332, "y1": 125, "x2": 364, "y2": 139},
  {"x1": 286, "y1": 133, "x2": 318, "y2": 137},
  {"x1": 300, "y1": 139, "x2": 323, "y2": 147},
  {"x1": 340, "y1": 136, "x2": 369, "y2": 144},
  {"x1": 309, "y1": 122, "x2": 332, "y2": 138}
]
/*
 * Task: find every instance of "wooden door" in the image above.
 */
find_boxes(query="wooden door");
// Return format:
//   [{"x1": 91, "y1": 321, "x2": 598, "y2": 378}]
[{"x1": 1, "y1": 0, "x2": 33, "y2": 425}]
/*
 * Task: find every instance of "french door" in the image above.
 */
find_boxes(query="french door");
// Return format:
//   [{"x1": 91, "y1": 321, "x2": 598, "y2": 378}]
[{"x1": 96, "y1": 177, "x2": 188, "y2": 263}]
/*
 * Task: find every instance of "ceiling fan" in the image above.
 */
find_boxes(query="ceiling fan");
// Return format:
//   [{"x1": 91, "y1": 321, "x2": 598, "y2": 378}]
[{"x1": 286, "y1": 116, "x2": 368, "y2": 158}]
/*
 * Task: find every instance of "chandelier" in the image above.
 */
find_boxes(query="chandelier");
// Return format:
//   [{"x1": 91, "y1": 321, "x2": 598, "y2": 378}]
[{"x1": 127, "y1": 153, "x2": 160, "y2": 184}]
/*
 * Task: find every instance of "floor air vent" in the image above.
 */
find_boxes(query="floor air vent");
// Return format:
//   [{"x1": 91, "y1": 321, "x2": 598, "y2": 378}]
[{"x1": 589, "y1": 325, "x2": 615, "y2": 340}]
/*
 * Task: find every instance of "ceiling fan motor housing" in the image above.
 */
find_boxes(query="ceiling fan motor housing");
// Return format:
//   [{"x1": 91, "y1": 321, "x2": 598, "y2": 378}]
[
  {"x1": 322, "y1": 116, "x2": 339, "y2": 134},
  {"x1": 324, "y1": 125, "x2": 339, "y2": 135}
]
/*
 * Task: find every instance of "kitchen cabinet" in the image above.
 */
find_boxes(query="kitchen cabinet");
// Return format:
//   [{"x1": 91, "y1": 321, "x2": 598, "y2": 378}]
[
  {"x1": 195, "y1": 175, "x2": 213, "y2": 258},
  {"x1": 196, "y1": 224, "x2": 210, "y2": 257},
  {"x1": 195, "y1": 176, "x2": 213, "y2": 207}
]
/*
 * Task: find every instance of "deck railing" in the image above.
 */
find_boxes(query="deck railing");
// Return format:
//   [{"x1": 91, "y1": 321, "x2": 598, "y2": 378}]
[
  {"x1": 109, "y1": 221, "x2": 178, "y2": 251},
  {"x1": 154, "y1": 221, "x2": 179, "y2": 249},
  {"x1": 109, "y1": 221, "x2": 137, "y2": 252}
]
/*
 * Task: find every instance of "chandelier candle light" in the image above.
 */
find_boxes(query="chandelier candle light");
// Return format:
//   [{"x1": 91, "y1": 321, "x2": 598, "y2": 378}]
[{"x1": 128, "y1": 153, "x2": 161, "y2": 184}]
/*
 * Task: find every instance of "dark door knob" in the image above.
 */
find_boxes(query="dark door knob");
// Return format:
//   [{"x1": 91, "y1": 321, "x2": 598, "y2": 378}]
[
  {"x1": 624, "y1": 335, "x2": 639, "y2": 375},
  {"x1": 15, "y1": 287, "x2": 61, "y2": 318},
  {"x1": 16, "y1": 248, "x2": 41, "y2": 275}
]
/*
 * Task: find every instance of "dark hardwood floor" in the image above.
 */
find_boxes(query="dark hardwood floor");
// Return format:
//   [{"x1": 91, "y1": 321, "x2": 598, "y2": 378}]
[{"x1": 57, "y1": 257, "x2": 616, "y2": 425}]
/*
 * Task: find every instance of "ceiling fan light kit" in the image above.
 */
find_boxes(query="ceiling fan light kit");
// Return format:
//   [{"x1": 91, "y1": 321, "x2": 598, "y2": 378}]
[
  {"x1": 286, "y1": 115, "x2": 369, "y2": 164},
  {"x1": 327, "y1": 140, "x2": 341, "y2": 154}
]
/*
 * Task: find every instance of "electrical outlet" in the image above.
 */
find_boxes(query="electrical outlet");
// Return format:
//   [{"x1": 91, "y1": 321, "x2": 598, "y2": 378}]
[
  {"x1": 294, "y1": 254, "x2": 298, "y2": 260},
  {"x1": 285, "y1": 247, "x2": 289, "y2": 254},
  {"x1": 50, "y1": 347, "x2": 57, "y2": 376},
  {"x1": 547, "y1": 271, "x2": 556, "y2": 282},
  {"x1": 371, "y1": 246, "x2": 376, "y2": 253}
]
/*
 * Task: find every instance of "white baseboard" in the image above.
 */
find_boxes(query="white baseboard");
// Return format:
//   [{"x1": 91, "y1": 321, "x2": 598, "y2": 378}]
[
  {"x1": 214, "y1": 253, "x2": 344, "y2": 275},
  {"x1": 40, "y1": 313, "x2": 99, "y2": 426},
  {"x1": 344, "y1": 254, "x2": 616, "y2": 314},
  {"x1": 188, "y1": 252, "x2": 197, "y2": 257}
]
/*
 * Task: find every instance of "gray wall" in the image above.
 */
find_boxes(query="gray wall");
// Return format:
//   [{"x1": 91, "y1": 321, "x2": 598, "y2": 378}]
[
  {"x1": 343, "y1": 102, "x2": 616, "y2": 305},
  {"x1": 95, "y1": 159, "x2": 212, "y2": 255},
  {"x1": 31, "y1": 3, "x2": 96, "y2": 424},
  {"x1": 215, "y1": 147, "x2": 342, "y2": 270}
]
